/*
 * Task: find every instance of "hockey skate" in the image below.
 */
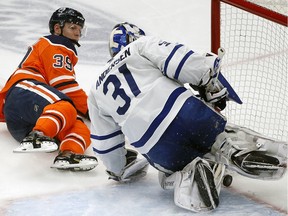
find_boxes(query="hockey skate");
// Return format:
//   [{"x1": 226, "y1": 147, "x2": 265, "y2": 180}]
[
  {"x1": 14, "y1": 130, "x2": 59, "y2": 153},
  {"x1": 51, "y1": 150, "x2": 98, "y2": 171},
  {"x1": 211, "y1": 123, "x2": 287, "y2": 180}
]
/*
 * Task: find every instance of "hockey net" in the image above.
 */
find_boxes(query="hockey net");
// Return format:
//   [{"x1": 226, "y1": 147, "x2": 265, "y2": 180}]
[{"x1": 211, "y1": 0, "x2": 288, "y2": 141}]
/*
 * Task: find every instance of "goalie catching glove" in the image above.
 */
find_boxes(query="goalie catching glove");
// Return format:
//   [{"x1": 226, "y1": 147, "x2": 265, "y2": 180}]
[
  {"x1": 106, "y1": 149, "x2": 149, "y2": 183},
  {"x1": 191, "y1": 48, "x2": 228, "y2": 111}
]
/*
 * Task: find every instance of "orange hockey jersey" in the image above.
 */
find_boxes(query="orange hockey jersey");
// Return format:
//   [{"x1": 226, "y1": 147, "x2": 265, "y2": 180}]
[{"x1": 0, "y1": 35, "x2": 88, "y2": 122}]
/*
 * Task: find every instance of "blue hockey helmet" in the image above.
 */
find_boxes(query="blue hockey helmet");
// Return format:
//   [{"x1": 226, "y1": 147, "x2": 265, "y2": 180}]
[
  {"x1": 109, "y1": 22, "x2": 145, "y2": 57},
  {"x1": 49, "y1": 7, "x2": 85, "y2": 34}
]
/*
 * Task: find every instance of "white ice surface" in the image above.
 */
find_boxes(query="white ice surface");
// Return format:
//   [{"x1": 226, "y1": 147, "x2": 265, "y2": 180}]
[{"x1": 0, "y1": 0, "x2": 287, "y2": 215}]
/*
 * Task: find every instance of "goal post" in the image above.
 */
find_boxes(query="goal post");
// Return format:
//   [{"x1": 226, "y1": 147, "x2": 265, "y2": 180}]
[{"x1": 211, "y1": 0, "x2": 288, "y2": 141}]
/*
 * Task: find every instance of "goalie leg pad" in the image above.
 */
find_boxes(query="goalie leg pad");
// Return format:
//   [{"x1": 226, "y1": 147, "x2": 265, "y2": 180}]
[
  {"x1": 231, "y1": 151, "x2": 286, "y2": 179},
  {"x1": 158, "y1": 171, "x2": 177, "y2": 190},
  {"x1": 212, "y1": 123, "x2": 287, "y2": 180},
  {"x1": 225, "y1": 123, "x2": 287, "y2": 159},
  {"x1": 159, "y1": 158, "x2": 226, "y2": 191},
  {"x1": 174, "y1": 157, "x2": 219, "y2": 212}
]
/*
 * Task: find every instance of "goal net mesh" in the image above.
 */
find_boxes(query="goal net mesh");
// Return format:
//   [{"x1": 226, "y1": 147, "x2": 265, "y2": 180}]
[{"x1": 218, "y1": 0, "x2": 287, "y2": 141}]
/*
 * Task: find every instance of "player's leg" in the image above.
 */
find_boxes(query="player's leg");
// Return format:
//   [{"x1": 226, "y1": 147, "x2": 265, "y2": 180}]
[
  {"x1": 33, "y1": 100, "x2": 77, "y2": 138},
  {"x1": 4, "y1": 82, "x2": 59, "y2": 153},
  {"x1": 16, "y1": 100, "x2": 78, "y2": 153},
  {"x1": 174, "y1": 157, "x2": 220, "y2": 212},
  {"x1": 51, "y1": 118, "x2": 98, "y2": 171},
  {"x1": 211, "y1": 123, "x2": 287, "y2": 179},
  {"x1": 5, "y1": 80, "x2": 74, "y2": 153},
  {"x1": 4, "y1": 83, "x2": 43, "y2": 142}
]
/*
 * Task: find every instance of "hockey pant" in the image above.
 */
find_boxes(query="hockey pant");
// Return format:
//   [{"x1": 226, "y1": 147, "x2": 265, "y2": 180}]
[
  {"x1": 4, "y1": 80, "x2": 91, "y2": 154},
  {"x1": 142, "y1": 95, "x2": 226, "y2": 174}
]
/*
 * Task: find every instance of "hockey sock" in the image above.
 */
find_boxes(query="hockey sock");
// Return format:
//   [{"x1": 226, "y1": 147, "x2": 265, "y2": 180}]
[
  {"x1": 58, "y1": 119, "x2": 91, "y2": 154},
  {"x1": 33, "y1": 101, "x2": 77, "y2": 137}
]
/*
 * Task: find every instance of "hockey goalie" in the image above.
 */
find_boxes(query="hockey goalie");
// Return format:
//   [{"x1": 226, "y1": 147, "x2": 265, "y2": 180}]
[{"x1": 88, "y1": 22, "x2": 288, "y2": 213}]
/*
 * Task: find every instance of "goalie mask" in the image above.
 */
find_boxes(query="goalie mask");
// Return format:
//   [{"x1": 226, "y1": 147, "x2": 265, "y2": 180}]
[
  {"x1": 109, "y1": 22, "x2": 145, "y2": 57},
  {"x1": 49, "y1": 7, "x2": 85, "y2": 35}
]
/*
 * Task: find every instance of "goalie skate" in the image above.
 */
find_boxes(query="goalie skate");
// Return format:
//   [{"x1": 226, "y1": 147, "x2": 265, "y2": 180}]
[
  {"x1": 51, "y1": 150, "x2": 98, "y2": 171},
  {"x1": 14, "y1": 131, "x2": 58, "y2": 153}
]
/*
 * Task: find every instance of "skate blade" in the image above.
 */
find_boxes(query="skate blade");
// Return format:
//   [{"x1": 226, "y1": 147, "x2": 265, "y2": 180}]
[
  {"x1": 51, "y1": 159, "x2": 98, "y2": 171},
  {"x1": 13, "y1": 142, "x2": 58, "y2": 153}
]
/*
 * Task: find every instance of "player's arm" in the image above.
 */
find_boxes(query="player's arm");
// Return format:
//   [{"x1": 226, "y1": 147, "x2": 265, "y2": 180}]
[
  {"x1": 139, "y1": 37, "x2": 228, "y2": 110},
  {"x1": 138, "y1": 36, "x2": 212, "y2": 85},
  {"x1": 88, "y1": 93, "x2": 148, "y2": 182},
  {"x1": 189, "y1": 49, "x2": 229, "y2": 110}
]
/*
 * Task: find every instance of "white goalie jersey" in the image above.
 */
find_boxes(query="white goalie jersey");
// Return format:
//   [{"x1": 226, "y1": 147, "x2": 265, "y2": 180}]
[{"x1": 88, "y1": 36, "x2": 216, "y2": 174}]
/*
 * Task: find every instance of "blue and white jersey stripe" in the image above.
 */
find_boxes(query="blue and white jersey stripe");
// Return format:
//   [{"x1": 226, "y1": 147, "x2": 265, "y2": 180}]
[
  {"x1": 163, "y1": 44, "x2": 183, "y2": 76},
  {"x1": 91, "y1": 130, "x2": 124, "y2": 154},
  {"x1": 92, "y1": 142, "x2": 125, "y2": 154},
  {"x1": 174, "y1": 50, "x2": 194, "y2": 79}
]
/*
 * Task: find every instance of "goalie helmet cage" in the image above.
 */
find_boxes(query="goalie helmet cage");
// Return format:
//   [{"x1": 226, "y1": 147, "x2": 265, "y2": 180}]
[{"x1": 211, "y1": 0, "x2": 288, "y2": 141}]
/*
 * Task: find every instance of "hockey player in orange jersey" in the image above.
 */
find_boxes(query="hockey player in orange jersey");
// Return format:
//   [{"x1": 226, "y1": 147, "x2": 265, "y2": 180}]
[{"x1": 0, "y1": 7, "x2": 97, "y2": 171}]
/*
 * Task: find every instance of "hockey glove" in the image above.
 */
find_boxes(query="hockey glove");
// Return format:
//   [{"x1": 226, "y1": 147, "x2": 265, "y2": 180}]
[
  {"x1": 106, "y1": 149, "x2": 149, "y2": 183},
  {"x1": 191, "y1": 49, "x2": 228, "y2": 110},
  {"x1": 193, "y1": 84, "x2": 228, "y2": 111}
]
